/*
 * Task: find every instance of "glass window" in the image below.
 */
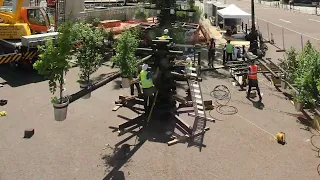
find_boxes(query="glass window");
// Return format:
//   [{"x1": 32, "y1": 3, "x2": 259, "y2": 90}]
[{"x1": 27, "y1": 9, "x2": 46, "y2": 26}]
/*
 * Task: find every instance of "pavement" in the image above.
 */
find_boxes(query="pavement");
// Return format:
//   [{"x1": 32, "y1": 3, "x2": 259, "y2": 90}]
[
  {"x1": 1, "y1": 49, "x2": 320, "y2": 180},
  {"x1": 204, "y1": 0, "x2": 320, "y2": 51},
  {"x1": 0, "y1": 3, "x2": 320, "y2": 179}
]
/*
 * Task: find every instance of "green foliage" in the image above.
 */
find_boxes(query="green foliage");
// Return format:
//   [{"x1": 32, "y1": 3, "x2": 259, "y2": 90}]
[
  {"x1": 293, "y1": 41, "x2": 320, "y2": 105},
  {"x1": 278, "y1": 47, "x2": 298, "y2": 83},
  {"x1": 111, "y1": 30, "x2": 140, "y2": 77},
  {"x1": 33, "y1": 22, "x2": 73, "y2": 104},
  {"x1": 169, "y1": 25, "x2": 186, "y2": 44},
  {"x1": 135, "y1": 8, "x2": 148, "y2": 20},
  {"x1": 75, "y1": 22, "x2": 104, "y2": 84}
]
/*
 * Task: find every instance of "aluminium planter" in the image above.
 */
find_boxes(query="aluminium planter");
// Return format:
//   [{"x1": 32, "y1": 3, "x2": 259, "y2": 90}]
[
  {"x1": 53, "y1": 99, "x2": 69, "y2": 121},
  {"x1": 294, "y1": 101, "x2": 304, "y2": 112},
  {"x1": 281, "y1": 79, "x2": 288, "y2": 89},
  {"x1": 80, "y1": 83, "x2": 91, "y2": 99}
]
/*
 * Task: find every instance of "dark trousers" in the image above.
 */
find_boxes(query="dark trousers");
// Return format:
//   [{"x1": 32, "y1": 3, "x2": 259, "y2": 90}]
[
  {"x1": 130, "y1": 83, "x2": 142, "y2": 96},
  {"x1": 247, "y1": 79, "x2": 262, "y2": 100},
  {"x1": 208, "y1": 50, "x2": 215, "y2": 66},
  {"x1": 142, "y1": 87, "x2": 155, "y2": 117},
  {"x1": 226, "y1": 53, "x2": 232, "y2": 62}
]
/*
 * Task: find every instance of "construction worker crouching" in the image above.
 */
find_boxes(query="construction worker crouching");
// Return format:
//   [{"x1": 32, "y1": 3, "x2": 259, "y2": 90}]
[
  {"x1": 140, "y1": 64, "x2": 155, "y2": 117},
  {"x1": 247, "y1": 60, "x2": 262, "y2": 102},
  {"x1": 159, "y1": 29, "x2": 170, "y2": 40}
]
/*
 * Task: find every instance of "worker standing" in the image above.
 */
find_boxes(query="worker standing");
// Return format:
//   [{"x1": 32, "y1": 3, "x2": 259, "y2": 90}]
[
  {"x1": 224, "y1": 40, "x2": 233, "y2": 64},
  {"x1": 159, "y1": 29, "x2": 170, "y2": 40},
  {"x1": 140, "y1": 64, "x2": 155, "y2": 116},
  {"x1": 247, "y1": 60, "x2": 262, "y2": 102},
  {"x1": 185, "y1": 57, "x2": 193, "y2": 98},
  {"x1": 207, "y1": 38, "x2": 216, "y2": 67}
]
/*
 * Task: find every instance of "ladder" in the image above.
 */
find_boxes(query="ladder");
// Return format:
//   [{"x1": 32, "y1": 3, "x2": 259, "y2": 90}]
[
  {"x1": 187, "y1": 67, "x2": 207, "y2": 144},
  {"x1": 56, "y1": 0, "x2": 66, "y2": 26}
]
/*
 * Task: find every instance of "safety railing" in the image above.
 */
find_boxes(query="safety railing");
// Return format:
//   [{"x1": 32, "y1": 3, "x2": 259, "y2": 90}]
[
  {"x1": 256, "y1": 18, "x2": 320, "y2": 51},
  {"x1": 259, "y1": 1, "x2": 320, "y2": 15}
]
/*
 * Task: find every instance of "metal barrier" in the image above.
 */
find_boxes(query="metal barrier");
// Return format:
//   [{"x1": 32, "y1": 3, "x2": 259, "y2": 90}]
[
  {"x1": 260, "y1": 1, "x2": 320, "y2": 15},
  {"x1": 78, "y1": 6, "x2": 157, "y2": 21},
  {"x1": 256, "y1": 18, "x2": 320, "y2": 51}
]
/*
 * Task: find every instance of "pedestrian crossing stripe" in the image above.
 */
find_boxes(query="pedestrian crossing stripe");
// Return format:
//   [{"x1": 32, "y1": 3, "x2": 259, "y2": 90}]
[
  {"x1": 0, "y1": 53, "x2": 22, "y2": 65},
  {"x1": 23, "y1": 51, "x2": 38, "y2": 60}
]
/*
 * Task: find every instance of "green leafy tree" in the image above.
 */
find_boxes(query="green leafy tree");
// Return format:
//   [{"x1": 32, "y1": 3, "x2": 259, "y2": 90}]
[
  {"x1": 33, "y1": 21, "x2": 73, "y2": 104},
  {"x1": 75, "y1": 22, "x2": 104, "y2": 84},
  {"x1": 294, "y1": 41, "x2": 320, "y2": 105},
  {"x1": 111, "y1": 30, "x2": 140, "y2": 78},
  {"x1": 279, "y1": 47, "x2": 298, "y2": 83},
  {"x1": 135, "y1": 8, "x2": 148, "y2": 20}
]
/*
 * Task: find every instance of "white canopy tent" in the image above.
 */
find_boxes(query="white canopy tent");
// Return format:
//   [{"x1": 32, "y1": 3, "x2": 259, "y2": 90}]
[
  {"x1": 216, "y1": 4, "x2": 251, "y2": 29},
  {"x1": 217, "y1": 4, "x2": 251, "y2": 19}
]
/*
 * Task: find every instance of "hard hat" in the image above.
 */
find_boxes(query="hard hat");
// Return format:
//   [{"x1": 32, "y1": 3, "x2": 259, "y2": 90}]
[
  {"x1": 164, "y1": 29, "x2": 169, "y2": 34},
  {"x1": 142, "y1": 64, "x2": 148, "y2": 70},
  {"x1": 186, "y1": 57, "x2": 192, "y2": 62}
]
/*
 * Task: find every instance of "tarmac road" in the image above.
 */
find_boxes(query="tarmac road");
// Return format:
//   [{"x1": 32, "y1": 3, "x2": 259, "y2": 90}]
[{"x1": 215, "y1": 0, "x2": 320, "y2": 50}]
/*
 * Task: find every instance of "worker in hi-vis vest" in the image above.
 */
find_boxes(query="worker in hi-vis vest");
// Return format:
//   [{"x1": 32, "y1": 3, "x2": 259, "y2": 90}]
[
  {"x1": 159, "y1": 29, "x2": 170, "y2": 40},
  {"x1": 140, "y1": 64, "x2": 155, "y2": 116},
  {"x1": 247, "y1": 60, "x2": 262, "y2": 101},
  {"x1": 224, "y1": 40, "x2": 233, "y2": 64}
]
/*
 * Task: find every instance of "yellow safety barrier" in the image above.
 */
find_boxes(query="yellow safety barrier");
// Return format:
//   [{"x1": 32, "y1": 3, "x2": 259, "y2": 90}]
[
  {"x1": 0, "y1": 53, "x2": 22, "y2": 65},
  {"x1": 23, "y1": 51, "x2": 38, "y2": 60}
]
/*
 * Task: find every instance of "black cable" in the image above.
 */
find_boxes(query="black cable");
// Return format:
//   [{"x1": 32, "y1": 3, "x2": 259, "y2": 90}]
[
  {"x1": 311, "y1": 134, "x2": 320, "y2": 176},
  {"x1": 209, "y1": 85, "x2": 237, "y2": 116}
]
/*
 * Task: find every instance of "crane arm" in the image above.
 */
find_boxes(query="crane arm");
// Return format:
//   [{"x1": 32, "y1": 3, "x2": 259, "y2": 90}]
[
  {"x1": 0, "y1": 0, "x2": 24, "y2": 23},
  {"x1": 0, "y1": 0, "x2": 4, "y2": 8}
]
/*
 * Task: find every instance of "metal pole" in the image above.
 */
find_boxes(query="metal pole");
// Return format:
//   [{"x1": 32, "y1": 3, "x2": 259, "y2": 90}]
[
  {"x1": 282, "y1": 27, "x2": 285, "y2": 50},
  {"x1": 300, "y1": 34, "x2": 304, "y2": 49},
  {"x1": 267, "y1": 22, "x2": 270, "y2": 42}
]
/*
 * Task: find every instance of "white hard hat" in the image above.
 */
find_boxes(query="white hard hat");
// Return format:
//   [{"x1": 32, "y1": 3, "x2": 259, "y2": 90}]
[
  {"x1": 186, "y1": 57, "x2": 191, "y2": 62},
  {"x1": 164, "y1": 29, "x2": 169, "y2": 34},
  {"x1": 142, "y1": 64, "x2": 148, "y2": 70}
]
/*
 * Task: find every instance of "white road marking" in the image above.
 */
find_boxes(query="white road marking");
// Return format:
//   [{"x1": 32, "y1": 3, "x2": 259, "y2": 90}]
[
  {"x1": 309, "y1": 19, "x2": 320, "y2": 23},
  {"x1": 279, "y1": 19, "x2": 291, "y2": 23}
]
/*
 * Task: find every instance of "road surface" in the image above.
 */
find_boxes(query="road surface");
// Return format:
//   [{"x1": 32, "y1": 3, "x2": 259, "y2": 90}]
[{"x1": 213, "y1": 0, "x2": 320, "y2": 50}]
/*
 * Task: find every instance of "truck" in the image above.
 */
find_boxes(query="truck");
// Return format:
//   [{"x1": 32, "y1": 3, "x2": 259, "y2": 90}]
[{"x1": 0, "y1": 0, "x2": 57, "y2": 68}]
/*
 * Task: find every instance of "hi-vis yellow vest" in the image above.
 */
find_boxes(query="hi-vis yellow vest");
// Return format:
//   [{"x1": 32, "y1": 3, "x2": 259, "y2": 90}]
[
  {"x1": 160, "y1": 35, "x2": 170, "y2": 39},
  {"x1": 140, "y1": 70, "x2": 153, "y2": 88},
  {"x1": 226, "y1": 43, "x2": 233, "y2": 53}
]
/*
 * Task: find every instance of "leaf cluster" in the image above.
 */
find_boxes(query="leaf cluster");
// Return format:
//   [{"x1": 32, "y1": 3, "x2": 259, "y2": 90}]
[
  {"x1": 74, "y1": 22, "x2": 105, "y2": 83},
  {"x1": 33, "y1": 21, "x2": 74, "y2": 103},
  {"x1": 290, "y1": 41, "x2": 320, "y2": 104},
  {"x1": 111, "y1": 30, "x2": 140, "y2": 77}
]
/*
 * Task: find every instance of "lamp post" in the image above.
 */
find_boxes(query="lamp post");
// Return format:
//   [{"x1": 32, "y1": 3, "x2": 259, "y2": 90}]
[{"x1": 249, "y1": 0, "x2": 258, "y2": 55}]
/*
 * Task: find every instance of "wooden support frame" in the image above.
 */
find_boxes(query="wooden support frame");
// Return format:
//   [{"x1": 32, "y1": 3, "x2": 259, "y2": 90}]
[{"x1": 167, "y1": 127, "x2": 210, "y2": 146}]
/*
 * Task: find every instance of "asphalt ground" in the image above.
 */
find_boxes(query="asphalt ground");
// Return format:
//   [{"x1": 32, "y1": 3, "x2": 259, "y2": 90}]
[
  {"x1": 0, "y1": 52, "x2": 320, "y2": 179},
  {"x1": 214, "y1": 0, "x2": 320, "y2": 51}
]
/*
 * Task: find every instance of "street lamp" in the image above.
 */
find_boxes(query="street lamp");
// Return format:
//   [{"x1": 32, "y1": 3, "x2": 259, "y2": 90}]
[{"x1": 250, "y1": 0, "x2": 258, "y2": 55}]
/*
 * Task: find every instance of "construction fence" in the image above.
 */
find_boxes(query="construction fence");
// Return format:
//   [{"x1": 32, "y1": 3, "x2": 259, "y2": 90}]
[
  {"x1": 260, "y1": 1, "x2": 320, "y2": 16},
  {"x1": 78, "y1": 6, "x2": 157, "y2": 21},
  {"x1": 243, "y1": 18, "x2": 320, "y2": 51}
]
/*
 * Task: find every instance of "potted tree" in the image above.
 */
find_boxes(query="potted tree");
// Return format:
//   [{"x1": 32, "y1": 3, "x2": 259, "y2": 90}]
[
  {"x1": 111, "y1": 30, "x2": 140, "y2": 88},
  {"x1": 134, "y1": 8, "x2": 147, "y2": 23},
  {"x1": 278, "y1": 47, "x2": 298, "y2": 89},
  {"x1": 75, "y1": 22, "x2": 104, "y2": 99},
  {"x1": 33, "y1": 21, "x2": 73, "y2": 121}
]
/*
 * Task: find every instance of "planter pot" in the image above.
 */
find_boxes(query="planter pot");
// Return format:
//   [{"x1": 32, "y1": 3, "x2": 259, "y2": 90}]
[
  {"x1": 294, "y1": 101, "x2": 304, "y2": 112},
  {"x1": 53, "y1": 99, "x2": 69, "y2": 121},
  {"x1": 313, "y1": 114, "x2": 320, "y2": 131},
  {"x1": 80, "y1": 83, "x2": 91, "y2": 99},
  {"x1": 121, "y1": 77, "x2": 130, "y2": 88},
  {"x1": 271, "y1": 76, "x2": 281, "y2": 87},
  {"x1": 281, "y1": 79, "x2": 287, "y2": 89}
]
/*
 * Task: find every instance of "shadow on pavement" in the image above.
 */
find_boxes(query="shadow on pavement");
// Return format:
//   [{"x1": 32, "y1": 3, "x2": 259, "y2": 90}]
[{"x1": 0, "y1": 65, "x2": 46, "y2": 87}]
